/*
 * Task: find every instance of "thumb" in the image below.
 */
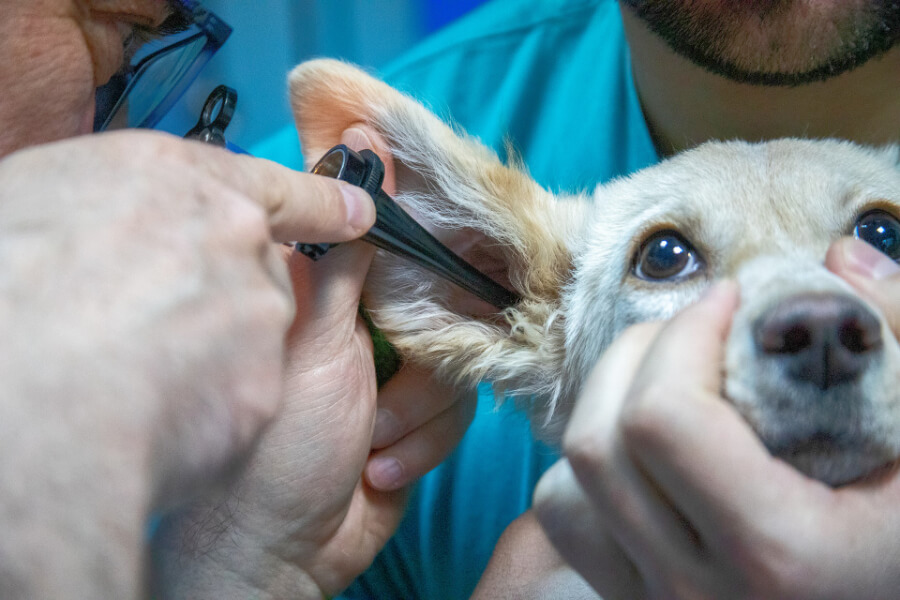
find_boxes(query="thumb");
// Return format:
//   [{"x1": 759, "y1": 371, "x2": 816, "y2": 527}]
[
  {"x1": 285, "y1": 125, "x2": 384, "y2": 336},
  {"x1": 286, "y1": 241, "x2": 375, "y2": 342},
  {"x1": 826, "y1": 237, "x2": 900, "y2": 336}
]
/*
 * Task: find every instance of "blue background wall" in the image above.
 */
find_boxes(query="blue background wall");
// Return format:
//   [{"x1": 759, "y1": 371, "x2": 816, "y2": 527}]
[{"x1": 157, "y1": 1, "x2": 489, "y2": 149}]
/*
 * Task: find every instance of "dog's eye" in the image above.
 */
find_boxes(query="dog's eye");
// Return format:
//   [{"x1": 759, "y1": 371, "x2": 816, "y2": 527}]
[
  {"x1": 633, "y1": 230, "x2": 702, "y2": 281},
  {"x1": 854, "y1": 209, "x2": 900, "y2": 261}
]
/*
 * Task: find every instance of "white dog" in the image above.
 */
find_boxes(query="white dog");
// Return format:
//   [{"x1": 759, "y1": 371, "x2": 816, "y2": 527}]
[{"x1": 290, "y1": 59, "x2": 900, "y2": 486}]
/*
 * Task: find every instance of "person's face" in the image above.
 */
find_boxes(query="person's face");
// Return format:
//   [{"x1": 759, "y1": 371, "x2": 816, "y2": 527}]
[
  {"x1": 0, "y1": 0, "x2": 171, "y2": 157},
  {"x1": 620, "y1": 0, "x2": 900, "y2": 85}
]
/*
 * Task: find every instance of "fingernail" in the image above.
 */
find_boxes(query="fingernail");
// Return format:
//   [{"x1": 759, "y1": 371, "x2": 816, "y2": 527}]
[
  {"x1": 366, "y1": 457, "x2": 404, "y2": 491},
  {"x1": 843, "y1": 238, "x2": 900, "y2": 280},
  {"x1": 371, "y1": 409, "x2": 400, "y2": 449},
  {"x1": 342, "y1": 185, "x2": 375, "y2": 231}
]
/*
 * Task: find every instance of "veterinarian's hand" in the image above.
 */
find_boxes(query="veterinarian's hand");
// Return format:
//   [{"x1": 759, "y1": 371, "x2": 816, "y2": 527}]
[
  {"x1": 346, "y1": 122, "x2": 479, "y2": 494},
  {"x1": 150, "y1": 125, "x2": 470, "y2": 598},
  {"x1": 0, "y1": 130, "x2": 376, "y2": 597},
  {"x1": 534, "y1": 280, "x2": 900, "y2": 599},
  {"x1": 150, "y1": 238, "x2": 394, "y2": 599}
]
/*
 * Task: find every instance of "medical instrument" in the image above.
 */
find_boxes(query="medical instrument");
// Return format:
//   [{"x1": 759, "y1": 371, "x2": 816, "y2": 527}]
[
  {"x1": 186, "y1": 88, "x2": 520, "y2": 310},
  {"x1": 297, "y1": 144, "x2": 521, "y2": 309},
  {"x1": 183, "y1": 85, "x2": 248, "y2": 155}
]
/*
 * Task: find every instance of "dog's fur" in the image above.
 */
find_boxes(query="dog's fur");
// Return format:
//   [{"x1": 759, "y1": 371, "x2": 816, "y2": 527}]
[{"x1": 290, "y1": 59, "x2": 900, "y2": 486}]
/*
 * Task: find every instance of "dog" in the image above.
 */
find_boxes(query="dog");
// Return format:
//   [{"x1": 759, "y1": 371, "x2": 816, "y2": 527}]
[{"x1": 289, "y1": 59, "x2": 900, "y2": 487}]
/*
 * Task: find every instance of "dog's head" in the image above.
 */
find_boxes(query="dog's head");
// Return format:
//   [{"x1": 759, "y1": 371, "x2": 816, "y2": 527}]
[
  {"x1": 570, "y1": 140, "x2": 900, "y2": 485},
  {"x1": 290, "y1": 60, "x2": 900, "y2": 486}
]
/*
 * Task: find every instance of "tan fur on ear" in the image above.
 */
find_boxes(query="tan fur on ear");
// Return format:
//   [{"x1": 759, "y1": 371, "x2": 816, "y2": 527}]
[
  {"x1": 289, "y1": 59, "x2": 586, "y2": 429},
  {"x1": 289, "y1": 60, "x2": 395, "y2": 169}
]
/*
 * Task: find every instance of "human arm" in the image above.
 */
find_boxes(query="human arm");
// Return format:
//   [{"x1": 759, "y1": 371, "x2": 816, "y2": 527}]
[
  {"x1": 532, "y1": 255, "x2": 900, "y2": 600},
  {"x1": 0, "y1": 129, "x2": 375, "y2": 599},
  {"x1": 470, "y1": 510, "x2": 600, "y2": 600}
]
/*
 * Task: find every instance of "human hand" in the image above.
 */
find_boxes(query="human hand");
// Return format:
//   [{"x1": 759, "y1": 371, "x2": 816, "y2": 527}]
[
  {"x1": 150, "y1": 125, "x2": 477, "y2": 598},
  {"x1": 0, "y1": 130, "x2": 374, "y2": 599},
  {"x1": 533, "y1": 278, "x2": 900, "y2": 600},
  {"x1": 826, "y1": 236, "x2": 900, "y2": 334}
]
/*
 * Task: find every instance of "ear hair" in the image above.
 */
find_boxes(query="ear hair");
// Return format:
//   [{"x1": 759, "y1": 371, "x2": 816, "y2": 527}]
[{"x1": 290, "y1": 59, "x2": 586, "y2": 433}]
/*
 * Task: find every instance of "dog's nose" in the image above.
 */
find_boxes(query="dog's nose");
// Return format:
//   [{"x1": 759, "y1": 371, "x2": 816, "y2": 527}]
[{"x1": 754, "y1": 292, "x2": 883, "y2": 390}]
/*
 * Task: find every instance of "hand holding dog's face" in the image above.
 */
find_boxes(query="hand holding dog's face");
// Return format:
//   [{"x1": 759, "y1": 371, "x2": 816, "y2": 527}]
[{"x1": 534, "y1": 267, "x2": 900, "y2": 600}]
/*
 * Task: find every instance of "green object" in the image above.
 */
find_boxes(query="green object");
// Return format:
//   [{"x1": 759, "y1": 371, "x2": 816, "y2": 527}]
[{"x1": 360, "y1": 305, "x2": 401, "y2": 387}]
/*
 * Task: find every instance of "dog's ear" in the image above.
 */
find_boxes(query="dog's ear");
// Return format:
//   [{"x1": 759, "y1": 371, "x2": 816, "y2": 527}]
[{"x1": 289, "y1": 59, "x2": 584, "y2": 425}]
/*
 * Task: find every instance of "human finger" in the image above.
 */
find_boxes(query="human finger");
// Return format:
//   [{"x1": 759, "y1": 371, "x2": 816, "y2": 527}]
[
  {"x1": 101, "y1": 129, "x2": 377, "y2": 244},
  {"x1": 563, "y1": 319, "x2": 704, "y2": 591},
  {"x1": 365, "y1": 378, "x2": 476, "y2": 491},
  {"x1": 283, "y1": 123, "x2": 391, "y2": 335},
  {"x1": 343, "y1": 123, "x2": 481, "y2": 490},
  {"x1": 616, "y1": 282, "x2": 806, "y2": 551},
  {"x1": 534, "y1": 460, "x2": 644, "y2": 600},
  {"x1": 369, "y1": 366, "x2": 464, "y2": 449},
  {"x1": 285, "y1": 240, "x2": 376, "y2": 352},
  {"x1": 563, "y1": 321, "x2": 660, "y2": 448},
  {"x1": 825, "y1": 236, "x2": 900, "y2": 335}
]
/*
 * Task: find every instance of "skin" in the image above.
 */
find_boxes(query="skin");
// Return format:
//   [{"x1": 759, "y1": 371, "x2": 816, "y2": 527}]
[
  {"x1": 0, "y1": 0, "x2": 165, "y2": 154},
  {"x1": 618, "y1": 2, "x2": 900, "y2": 155},
  {"x1": 620, "y1": 0, "x2": 900, "y2": 85},
  {"x1": 150, "y1": 126, "x2": 475, "y2": 598},
  {"x1": 0, "y1": 1, "x2": 466, "y2": 597},
  {"x1": 475, "y1": 2, "x2": 900, "y2": 598}
]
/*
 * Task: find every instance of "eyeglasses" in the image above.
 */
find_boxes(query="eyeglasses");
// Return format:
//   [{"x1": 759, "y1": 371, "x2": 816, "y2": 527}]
[{"x1": 93, "y1": 0, "x2": 232, "y2": 132}]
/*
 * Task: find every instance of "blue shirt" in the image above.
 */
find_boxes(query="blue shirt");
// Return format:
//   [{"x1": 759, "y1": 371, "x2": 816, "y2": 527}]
[{"x1": 253, "y1": 0, "x2": 658, "y2": 597}]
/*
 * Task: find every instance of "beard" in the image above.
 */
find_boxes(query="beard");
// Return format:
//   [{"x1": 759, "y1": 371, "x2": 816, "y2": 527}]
[{"x1": 620, "y1": 0, "x2": 900, "y2": 86}]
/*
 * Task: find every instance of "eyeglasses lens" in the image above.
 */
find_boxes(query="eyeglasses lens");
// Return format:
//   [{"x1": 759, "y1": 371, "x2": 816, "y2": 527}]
[
  {"x1": 94, "y1": 3, "x2": 231, "y2": 132},
  {"x1": 123, "y1": 36, "x2": 209, "y2": 128}
]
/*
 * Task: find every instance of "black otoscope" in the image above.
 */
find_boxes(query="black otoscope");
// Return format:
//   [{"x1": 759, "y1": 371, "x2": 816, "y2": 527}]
[
  {"x1": 188, "y1": 87, "x2": 519, "y2": 310},
  {"x1": 296, "y1": 145, "x2": 520, "y2": 309}
]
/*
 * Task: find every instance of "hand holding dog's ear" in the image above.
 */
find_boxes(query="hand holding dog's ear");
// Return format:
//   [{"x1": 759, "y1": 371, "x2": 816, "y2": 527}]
[
  {"x1": 827, "y1": 236, "x2": 900, "y2": 336},
  {"x1": 0, "y1": 130, "x2": 383, "y2": 597},
  {"x1": 343, "y1": 125, "x2": 480, "y2": 492},
  {"x1": 150, "y1": 125, "x2": 478, "y2": 598}
]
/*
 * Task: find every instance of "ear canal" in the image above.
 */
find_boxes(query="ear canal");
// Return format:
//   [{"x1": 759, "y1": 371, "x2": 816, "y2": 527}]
[{"x1": 289, "y1": 59, "x2": 584, "y2": 433}]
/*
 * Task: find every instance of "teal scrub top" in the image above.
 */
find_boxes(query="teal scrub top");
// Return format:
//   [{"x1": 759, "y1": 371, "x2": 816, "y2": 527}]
[{"x1": 252, "y1": 0, "x2": 658, "y2": 597}]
